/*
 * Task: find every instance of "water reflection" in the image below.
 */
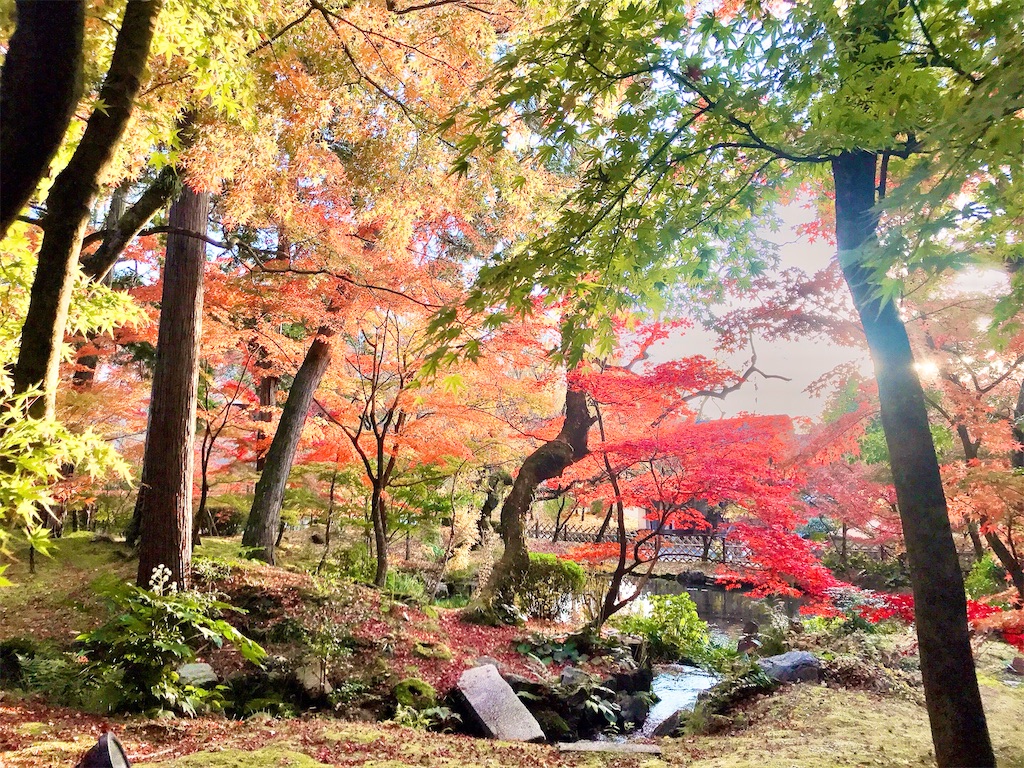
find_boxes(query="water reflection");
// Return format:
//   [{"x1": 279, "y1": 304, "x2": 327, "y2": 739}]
[{"x1": 613, "y1": 577, "x2": 803, "y2": 638}]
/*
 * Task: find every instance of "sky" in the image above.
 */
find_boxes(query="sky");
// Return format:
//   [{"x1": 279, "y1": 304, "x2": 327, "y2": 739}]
[{"x1": 658, "y1": 201, "x2": 870, "y2": 421}]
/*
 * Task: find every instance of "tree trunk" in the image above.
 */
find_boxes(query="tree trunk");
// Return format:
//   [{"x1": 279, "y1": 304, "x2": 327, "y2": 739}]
[
  {"x1": 80, "y1": 162, "x2": 186, "y2": 281},
  {"x1": 73, "y1": 183, "x2": 128, "y2": 389},
  {"x1": 470, "y1": 387, "x2": 593, "y2": 621},
  {"x1": 833, "y1": 150, "x2": 993, "y2": 768},
  {"x1": 134, "y1": 186, "x2": 209, "y2": 590},
  {"x1": 0, "y1": 0, "x2": 84, "y2": 238},
  {"x1": 255, "y1": 374, "x2": 280, "y2": 471},
  {"x1": 12, "y1": 0, "x2": 163, "y2": 418},
  {"x1": 241, "y1": 332, "x2": 332, "y2": 563},
  {"x1": 371, "y1": 485, "x2": 388, "y2": 587},
  {"x1": 474, "y1": 469, "x2": 509, "y2": 549},
  {"x1": 1012, "y1": 377, "x2": 1024, "y2": 470}
]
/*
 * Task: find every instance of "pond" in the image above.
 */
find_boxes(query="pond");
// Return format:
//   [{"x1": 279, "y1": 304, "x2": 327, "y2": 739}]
[{"x1": 637, "y1": 578, "x2": 804, "y2": 638}]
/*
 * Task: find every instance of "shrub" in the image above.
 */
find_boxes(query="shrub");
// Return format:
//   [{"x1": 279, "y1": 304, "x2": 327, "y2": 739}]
[
  {"x1": 965, "y1": 554, "x2": 1005, "y2": 599},
  {"x1": 77, "y1": 565, "x2": 265, "y2": 715},
  {"x1": 386, "y1": 570, "x2": 426, "y2": 602},
  {"x1": 516, "y1": 553, "x2": 587, "y2": 620},
  {"x1": 612, "y1": 593, "x2": 712, "y2": 665}
]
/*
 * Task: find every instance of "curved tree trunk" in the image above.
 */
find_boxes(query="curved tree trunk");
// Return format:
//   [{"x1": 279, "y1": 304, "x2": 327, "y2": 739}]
[
  {"x1": 135, "y1": 186, "x2": 209, "y2": 590},
  {"x1": 80, "y1": 162, "x2": 185, "y2": 282},
  {"x1": 241, "y1": 332, "x2": 332, "y2": 563},
  {"x1": 12, "y1": 0, "x2": 163, "y2": 418},
  {"x1": 473, "y1": 468, "x2": 510, "y2": 549},
  {"x1": 833, "y1": 150, "x2": 993, "y2": 768},
  {"x1": 0, "y1": 0, "x2": 84, "y2": 238},
  {"x1": 470, "y1": 387, "x2": 593, "y2": 621},
  {"x1": 370, "y1": 484, "x2": 388, "y2": 587}
]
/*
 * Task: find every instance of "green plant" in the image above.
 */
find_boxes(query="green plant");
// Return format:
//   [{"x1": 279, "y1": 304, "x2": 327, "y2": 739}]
[
  {"x1": 684, "y1": 663, "x2": 776, "y2": 735},
  {"x1": 612, "y1": 593, "x2": 711, "y2": 665},
  {"x1": 392, "y1": 703, "x2": 461, "y2": 731},
  {"x1": 515, "y1": 553, "x2": 587, "y2": 620},
  {"x1": 386, "y1": 570, "x2": 426, "y2": 602},
  {"x1": 77, "y1": 565, "x2": 265, "y2": 715},
  {"x1": 582, "y1": 687, "x2": 620, "y2": 725},
  {"x1": 516, "y1": 633, "x2": 588, "y2": 666},
  {"x1": 965, "y1": 554, "x2": 1005, "y2": 599}
]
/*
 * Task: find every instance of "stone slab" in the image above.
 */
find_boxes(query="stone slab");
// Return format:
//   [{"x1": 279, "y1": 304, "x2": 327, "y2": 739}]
[
  {"x1": 557, "y1": 741, "x2": 663, "y2": 754},
  {"x1": 457, "y1": 664, "x2": 544, "y2": 742}
]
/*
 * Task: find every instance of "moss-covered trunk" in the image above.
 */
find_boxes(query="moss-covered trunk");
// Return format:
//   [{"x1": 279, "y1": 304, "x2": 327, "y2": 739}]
[
  {"x1": 0, "y1": 0, "x2": 84, "y2": 237},
  {"x1": 12, "y1": 0, "x2": 162, "y2": 418},
  {"x1": 470, "y1": 387, "x2": 593, "y2": 622}
]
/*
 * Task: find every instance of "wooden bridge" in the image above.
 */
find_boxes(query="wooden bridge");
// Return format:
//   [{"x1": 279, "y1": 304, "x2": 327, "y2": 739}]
[{"x1": 527, "y1": 521, "x2": 752, "y2": 565}]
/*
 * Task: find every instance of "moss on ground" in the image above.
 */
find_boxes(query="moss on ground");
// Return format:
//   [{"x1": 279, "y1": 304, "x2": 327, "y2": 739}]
[
  {"x1": 151, "y1": 746, "x2": 333, "y2": 767},
  {"x1": 0, "y1": 532, "x2": 135, "y2": 641}
]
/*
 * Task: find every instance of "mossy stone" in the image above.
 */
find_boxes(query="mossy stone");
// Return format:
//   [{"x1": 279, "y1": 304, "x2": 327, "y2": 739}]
[{"x1": 392, "y1": 677, "x2": 437, "y2": 710}]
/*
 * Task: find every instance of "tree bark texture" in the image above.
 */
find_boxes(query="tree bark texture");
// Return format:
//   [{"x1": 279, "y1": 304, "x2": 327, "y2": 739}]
[
  {"x1": 255, "y1": 373, "x2": 280, "y2": 471},
  {"x1": 0, "y1": 0, "x2": 84, "y2": 237},
  {"x1": 134, "y1": 185, "x2": 209, "y2": 590},
  {"x1": 833, "y1": 150, "x2": 994, "y2": 768},
  {"x1": 12, "y1": 0, "x2": 163, "y2": 418},
  {"x1": 241, "y1": 333, "x2": 332, "y2": 563},
  {"x1": 472, "y1": 388, "x2": 593, "y2": 620}
]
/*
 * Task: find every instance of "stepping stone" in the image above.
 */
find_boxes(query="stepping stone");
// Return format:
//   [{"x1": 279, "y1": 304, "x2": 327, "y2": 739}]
[
  {"x1": 557, "y1": 741, "x2": 663, "y2": 754},
  {"x1": 456, "y1": 664, "x2": 544, "y2": 742}
]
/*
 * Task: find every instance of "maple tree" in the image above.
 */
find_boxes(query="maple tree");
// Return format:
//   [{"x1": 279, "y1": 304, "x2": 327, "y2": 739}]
[
  {"x1": 550, "y1": 322, "x2": 835, "y2": 627},
  {"x1": 447, "y1": 0, "x2": 1024, "y2": 760}
]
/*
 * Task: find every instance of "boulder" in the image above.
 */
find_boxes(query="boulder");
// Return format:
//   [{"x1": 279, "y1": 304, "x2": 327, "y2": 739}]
[
  {"x1": 559, "y1": 666, "x2": 592, "y2": 689},
  {"x1": 1007, "y1": 656, "x2": 1024, "y2": 676},
  {"x1": 757, "y1": 651, "x2": 821, "y2": 683},
  {"x1": 676, "y1": 570, "x2": 707, "y2": 586},
  {"x1": 651, "y1": 709, "x2": 685, "y2": 738},
  {"x1": 615, "y1": 691, "x2": 651, "y2": 728},
  {"x1": 295, "y1": 662, "x2": 332, "y2": 698},
  {"x1": 456, "y1": 664, "x2": 545, "y2": 742},
  {"x1": 176, "y1": 662, "x2": 218, "y2": 687},
  {"x1": 609, "y1": 666, "x2": 654, "y2": 693}
]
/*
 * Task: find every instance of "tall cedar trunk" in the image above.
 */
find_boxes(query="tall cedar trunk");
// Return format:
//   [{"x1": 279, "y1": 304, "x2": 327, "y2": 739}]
[
  {"x1": 134, "y1": 186, "x2": 209, "y2": 590},
  {"x1": 0, "y1": 0, "x2": 84, "y2": 237},
  {"x1": 241, "y1": 333, "x2": 332, "y2": 563},
  {"x1": 833, "y1": 150, "x2": 994, "y2": 767},
  {"x1": 255, "y1": 374, "x2": 280, "y2": 471},
  {"x1": 472, "y1": 388, "x2": 593, "y2": 618},
  {"x1": 12, "y1": 0, "x2": 162, "y2": 418}
]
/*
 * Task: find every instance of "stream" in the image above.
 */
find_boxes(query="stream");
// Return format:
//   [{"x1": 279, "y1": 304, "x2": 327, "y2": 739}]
[
  {"x1": 613, "y1": 580, "x2": 801, "y2": 738},
  {"x1": 634, "y1": 664, "x2": 719, "y2": 738}
]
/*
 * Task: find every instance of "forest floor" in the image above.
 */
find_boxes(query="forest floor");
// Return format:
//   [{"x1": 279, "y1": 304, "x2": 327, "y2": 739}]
[{"x1": 1, "y1": 533, "x2": 1023, "y2": 767}]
